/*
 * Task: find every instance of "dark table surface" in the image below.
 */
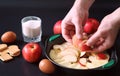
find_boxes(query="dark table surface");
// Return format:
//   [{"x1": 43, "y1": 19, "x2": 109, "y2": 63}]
[{"x1": 0, "y1": 0, "x2": 120, "y2": 76}]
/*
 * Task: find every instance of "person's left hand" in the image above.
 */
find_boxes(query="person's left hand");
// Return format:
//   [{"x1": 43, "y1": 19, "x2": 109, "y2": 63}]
[{"x1": 61, "y1": 7, "x2": 88, "y2": 42}]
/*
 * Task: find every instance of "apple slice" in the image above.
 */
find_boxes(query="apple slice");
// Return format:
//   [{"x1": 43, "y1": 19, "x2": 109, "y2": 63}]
[
  {"x1": 80, "y1": 52, "x2": 86, "y2": 57},
  {"x1": 96, "y1": 53, "x2": 108, "y2": 60},
  {"x1": 72, "y1": 35, "x2": 83, "y2": 49},
  {"x1": 86, "y1": 62, "x2": 96, "y2": 69},
  {"x1": 60, "y1": 47, "x2": 79, "y2": 57},
  {"x1": 78, "y1": 40, "x2": 93, "y2": 52},
  {"x1": 62, "y1": 54, "x2": 77, "y2": 63},
  {"x1": 49, "y1": 49, "x2": 62, "y2": 60},
  {"x1": 53, "y1": 45, "x2": 64, "y2": 51},
  {"x1": 88, "y1": 55, "x2": 96, "y2": 63},
  {"x1": 79, "y1": 58, "x2": 87, "y2": 67},
  {"x1": 66, "y1": 48, "x2": 79, "y2": 57},
  {"x1": 81, "y1": 44, "x2": 92, "y2": 51}
]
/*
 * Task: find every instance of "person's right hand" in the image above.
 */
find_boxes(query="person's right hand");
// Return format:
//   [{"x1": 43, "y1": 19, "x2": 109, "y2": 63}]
[{"x1": 86, "y1": 7, "x2": 120, "y2": 52}]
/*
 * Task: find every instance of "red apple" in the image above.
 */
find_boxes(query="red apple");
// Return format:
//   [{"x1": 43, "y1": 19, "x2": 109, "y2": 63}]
[
  {"x1": 81, "y1": 44, "x2": 92, "y2": 51},
  {"x1": 22, "y1": 42, "x2": 42, "y2": 63},
  {"x1": 53, "y1": 20, "x2": 62, "y2": 34},
  {"x1": 84, "y1": 18, "x2": 99, "y2": 34}
]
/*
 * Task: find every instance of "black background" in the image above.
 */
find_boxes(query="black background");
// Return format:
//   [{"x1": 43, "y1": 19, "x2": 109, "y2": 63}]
[{"x1": 0, "y1": 0, "x2": 120, "y2": 76}]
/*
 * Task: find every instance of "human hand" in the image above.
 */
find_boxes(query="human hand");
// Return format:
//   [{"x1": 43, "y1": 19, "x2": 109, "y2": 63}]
[
  {"x1": 87, "y1": 8, "x2": 120, "y2": 52},
  {"x1": 61, "y1": 0, "x2": 95, "y2": 42},
  {"x1": 61, "y1": 7, "x2": 88, "y2": 42}
]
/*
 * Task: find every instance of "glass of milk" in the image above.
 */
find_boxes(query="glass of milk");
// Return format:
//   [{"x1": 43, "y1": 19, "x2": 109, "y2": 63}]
[{"x1": 21, "y1": 16, "x2": 42, "y2": 42}]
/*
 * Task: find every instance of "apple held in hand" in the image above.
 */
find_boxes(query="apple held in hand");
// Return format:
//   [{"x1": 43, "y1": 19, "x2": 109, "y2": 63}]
[
  {"x1": 53, "y1": 20, "x2": 62, "y2": 34},
  {"x1": 72, "y1": 35, "x2": 93, "y2": 51},
  {"x1": 81, "y1": 44, "x2": 92, "y2": 51},
  {"x1": 72, "y1": 35, "x2": 83, "y2": 49},
  {"x1": 84, "y1": 18, "x2": 99, "y2": 34},
  {"x1": 22, "y1": 42, "x2": 42, "y2": 63}
]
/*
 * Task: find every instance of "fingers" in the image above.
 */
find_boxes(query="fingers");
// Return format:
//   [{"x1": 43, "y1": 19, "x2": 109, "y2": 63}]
[
  {"x1": 73, "y1": 20, "x2": 83, "y2": 39},
  {"x1": 61, "y1": 22, "x2": 73, "y2": 43},
  {"x1": 62, "y1": 18, "x2": 84, "y2": 42},
  {"x1": 86, "y1": 31, "x2": 102, "y2": 46},
  {"x1": 87, "y1": 30, "x2": 114, "y2": 52},
  {"x1": 92, "y1": 40, "x2": 113, "y2": 52},
  {"x1": 86, "y1": 31, "x2": 105, "y2": 52}
]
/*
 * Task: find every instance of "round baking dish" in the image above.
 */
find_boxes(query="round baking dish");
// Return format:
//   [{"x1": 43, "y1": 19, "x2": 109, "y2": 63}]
[{"x1": 44, "y1": 34, "x2": 118, "y2": 74}]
